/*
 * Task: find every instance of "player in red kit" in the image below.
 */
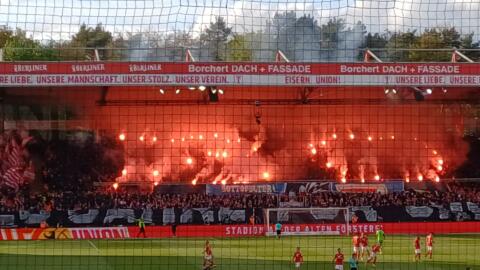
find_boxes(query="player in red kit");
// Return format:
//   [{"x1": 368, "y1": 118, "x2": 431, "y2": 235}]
[
  {"x1": 332, "y1": 248, "x2": 345, "y2": 270},
  {"x1": 360, "y1": 233, "x2": 370, "y2": 261},
  {"x1": 425, "y1": 233, "x2": 434, "y2": 259},
  {"x1": 292, "y1": 247, "x2": 304, "y2": 269},
  {"x1": 203, "y1": 240, "x2": 216, "y2": 270},
  {"x1": 352, "y1": 234, "x2": 360, "y2": 257},
  {"x1": 414, "y1": 236, "x2": 421, "y2": 262},
  {"x1": 367, "y1": 243, "x2": 381, "y2": 267}
]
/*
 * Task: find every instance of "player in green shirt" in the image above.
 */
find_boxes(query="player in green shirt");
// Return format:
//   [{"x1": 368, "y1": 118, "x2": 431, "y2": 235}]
[
  {"x1": 376, "y1": 229, "x2": 385, "y2": 253},
  {"x1": 136, "y1": 217, "x2": 146, "y2": 238}
]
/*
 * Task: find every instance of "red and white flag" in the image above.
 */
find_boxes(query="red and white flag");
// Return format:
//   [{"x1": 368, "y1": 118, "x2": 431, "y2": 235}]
[
  {"x1": 3, "y1": 167, "x2": 23, "y2": 191},
  {"x1": 6, "y1": 138, "x2": 23, "y2": 168},
  {"x1": 23, "y1": 162, "x2": 35, "y2": 182}
]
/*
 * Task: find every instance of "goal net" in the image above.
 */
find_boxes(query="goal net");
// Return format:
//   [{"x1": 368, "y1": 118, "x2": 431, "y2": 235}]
[{"x1": 265, "y1": 207, "x2": 350, "y2": 236}]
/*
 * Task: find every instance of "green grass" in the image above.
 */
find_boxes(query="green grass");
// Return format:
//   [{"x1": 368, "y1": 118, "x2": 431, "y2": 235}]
[{"x1": 0, "y1": 235, "x2": 478, "y2": 270}]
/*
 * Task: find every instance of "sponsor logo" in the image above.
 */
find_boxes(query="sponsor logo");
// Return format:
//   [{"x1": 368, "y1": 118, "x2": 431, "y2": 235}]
[
  {"x1": 14, "y1": 64, "x2": 47, "y2": 72},
  {"x1": 70, "y1": 227, "x2": 130, "y2": 239},
  {"x1": 71, "y1": 64, "x2": 105, "y2": 73},
  {"x1": 129, "y1": 64, "x2": 162, "y2": 72},
  {"x1": 39, "y1": 228, "x2": 72, "y2": 240},
  {"x1": 221, "y1": 184, "x2": 274, "y2": 193}
]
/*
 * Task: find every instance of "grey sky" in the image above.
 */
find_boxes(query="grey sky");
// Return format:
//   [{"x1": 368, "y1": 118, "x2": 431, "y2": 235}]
[{"x1": 0, "y1": 0, "x2": 479, "y2": 41}]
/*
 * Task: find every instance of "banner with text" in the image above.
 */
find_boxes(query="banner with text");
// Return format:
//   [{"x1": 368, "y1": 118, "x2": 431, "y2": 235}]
[
  {"x1": 0, "y1": 227, "x2": 129, "y2": 240},
  {"x1": 206, "y1": 183, "x2": 287, "y2": 195},
  {"x1": 1, "y1": 62, "x2": 479, "y2": 87},
  {"x1": 1, "y1": 222, "x2": 479, "y2": 240}
]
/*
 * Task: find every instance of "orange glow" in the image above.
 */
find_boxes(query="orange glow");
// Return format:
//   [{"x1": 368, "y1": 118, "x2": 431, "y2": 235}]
[
  {"x1": 118, "y1": 133, "x2": 126, "y2": 141},
  {"x1": 199, "y1": 135, "x2": 203, "y2": 140},
  {"x1": 432, "y1": 150, "x2": 438, "y2": 155},
  {"x1": 326, "y1": 162, "x2": 332, "y2": 168},
  {"x1": 321, "y1": 140, "x2": 326, "y2": 146},
  {"x1": 152, "y1": 136, "x2": 157, "y2": 142},
  {"x1": 181, "y1": 137, "x2": 185, "y2": 142},
  {"x1": 153, "y1": 181, "x2": 159, "y2": 186},
  {"x1": 192, "y1": 179, "x2": 198, "y2": 185},
  {"x1": 112, "y1": 183, "x2": 119, "y2": 190},
  {"x1": 139, "y1": 135, "x2": 145, "y2": 141},
  {"x1": 435, "y1": 176, "x2": 440, "y2": 182},
  {"x1": 263, "y1": 172, "x2": 270, "y2": 179},
  {"x1": 311, "y1": 148, "x2": 317, "y2": 155},
  {"x1": 222, "y1": 151, "x2": 228, "y2": 158},
  {"x1": 221, "y1": 180, "x2": 227, "y2": 185},
  {"x1": 171, "y1": 138, "x2": 175, "y2": 143},
  {"x1": 332, "y1": 133, "x2": 337, "y2": 140},
  {"x1": 391, "y1": 135, "x2": 395, "y2": 140},
  {"x1": 341, "y1": 177, "x2": 347, "y2": 183},
  {"x1": 405, "y1": 177, "x2": 410, "y2": 183},
  {"x1": 417, "y1": 174, "x2": 423, "y2": 181},
  {"x1": 349, "y1": 133, "x2": 355, "y2": 140},
  {"x1": 207, "y1": 151, "x2": 212, "y2": 156},
  {"x1": 367, "y1": 136, "x2": 372, "y2": 141},
  {"x1": 237, "y1": 138, "x2": 241, "y2": 143},
  {"x1": 215, "y1": 152, "x2": 220, "y2": 158},
  {"x1": 374, "y1": 175, "x2": 380, "y2": 181},
  {"x1": 226, "y1": 139, "x2": 231, "y2": 144},
  {"x1": 190, "y1": 135, "x2": 194, "y2": 139},
  {"x1": 252, "y1": 147, "x2": 257, "y2": 152},
  {"x1": 214, "y1": 133, "x2": 218, "y2": 138},
  {"x1": 186, "y1": 157, "x2": 193, "y2": 165},
  {"x1": 437, "y1": 165, "x2": 443, "y2": 171},
  {"x1": 361, "y1": 178, "x2": 365, "y2": 183},
  {"x1": 122, "y1": 169, "x2": 127, "y2": 176},
  {"x1": 438, "y1": 159, "x2": 444, "y2": 165},
  {"x1": 152, "y1": 170, "x2": 159, "y2": 177}
]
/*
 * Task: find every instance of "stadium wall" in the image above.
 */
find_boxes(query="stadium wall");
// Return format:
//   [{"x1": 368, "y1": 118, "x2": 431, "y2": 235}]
[{"x1": 1, "y1": 222, "x2": 479, "y2": 240}]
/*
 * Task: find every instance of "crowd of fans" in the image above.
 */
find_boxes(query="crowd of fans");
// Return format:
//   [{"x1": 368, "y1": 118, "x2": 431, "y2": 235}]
[
  {"x1": 0, "y1": 182, "x2": 479, "y2": 215},
  {"x1": 307, "y1": 188, "x2": 479, "y2": 208}
]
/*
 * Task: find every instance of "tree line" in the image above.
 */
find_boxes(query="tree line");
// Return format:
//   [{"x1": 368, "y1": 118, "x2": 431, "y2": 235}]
[{"x1": 1, "y1": 12, "x2": 479, "y2": 62}]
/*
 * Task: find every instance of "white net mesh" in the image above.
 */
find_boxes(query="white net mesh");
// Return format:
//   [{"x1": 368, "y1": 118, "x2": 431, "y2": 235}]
[{"x1": 1, "y1": 0, "x2": 480, "y2": 61}]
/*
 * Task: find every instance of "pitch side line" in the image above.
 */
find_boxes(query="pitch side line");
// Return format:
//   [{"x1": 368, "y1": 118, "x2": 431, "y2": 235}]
[{"x1": 87, "y1": 240, "x2": 100, "y2": 252}]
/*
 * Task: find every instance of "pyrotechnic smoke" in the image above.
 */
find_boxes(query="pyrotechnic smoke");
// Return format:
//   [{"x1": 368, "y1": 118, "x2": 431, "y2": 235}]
[{"x1": 84, "y1": 101, "x2": 469, "y2": 184}]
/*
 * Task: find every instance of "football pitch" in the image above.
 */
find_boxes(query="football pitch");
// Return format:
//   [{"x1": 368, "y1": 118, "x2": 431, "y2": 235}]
[{"x1": 0, "y1": 235, "x2": 478, "y2": 270}]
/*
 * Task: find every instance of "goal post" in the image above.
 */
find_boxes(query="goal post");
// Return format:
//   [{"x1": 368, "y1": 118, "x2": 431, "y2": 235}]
[{"x1": 264, "y1": 207, "x2": 350, "y2": 236}]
